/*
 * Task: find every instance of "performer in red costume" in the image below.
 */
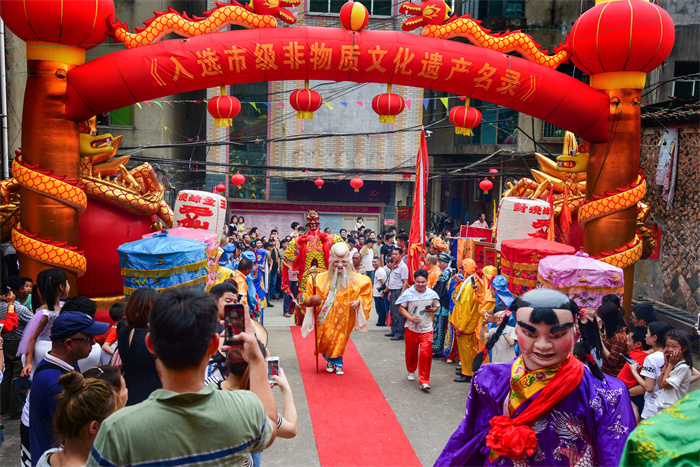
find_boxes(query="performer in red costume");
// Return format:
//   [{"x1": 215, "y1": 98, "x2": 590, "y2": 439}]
[{"x1": 282, "y1": 211, "x2": 342, "y2": 324}]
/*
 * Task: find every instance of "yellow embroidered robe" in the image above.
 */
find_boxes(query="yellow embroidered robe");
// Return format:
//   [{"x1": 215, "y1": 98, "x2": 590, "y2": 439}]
[{"x1": 306, "y1": 272, "x2": 373, "y2": 359}]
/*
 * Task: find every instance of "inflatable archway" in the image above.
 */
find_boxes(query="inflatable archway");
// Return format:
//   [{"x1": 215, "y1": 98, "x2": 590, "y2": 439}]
[{"x1": 0, "y1": 0, "x2": 675, "y2": 307}]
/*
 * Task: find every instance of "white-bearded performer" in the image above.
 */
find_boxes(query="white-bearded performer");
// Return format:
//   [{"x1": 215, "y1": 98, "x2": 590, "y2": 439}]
[{"x1": 302, "y1": 243, "x2": 373, "y2": 375}]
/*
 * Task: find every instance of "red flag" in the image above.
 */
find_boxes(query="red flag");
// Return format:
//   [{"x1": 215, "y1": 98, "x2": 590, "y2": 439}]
[{"x1": 407, "y1": 130, "x2": 429, "y2": 283}]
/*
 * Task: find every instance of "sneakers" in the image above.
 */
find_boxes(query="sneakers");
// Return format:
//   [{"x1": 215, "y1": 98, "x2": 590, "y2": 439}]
[
  {"x1": 335, "y1": 366, "x2": 344, "y2": 375},
  {"x1": 446, "y1": 359, "x2": 453, "y2": 364},
  {"x1": 420, "y1": 383, "x2": 430, "y2": 391},
  {"x1": 326, "y1": 362, "x2": 334, "y2": 373},
  {"x1": 407, "y1": 372, "x2": 416, "y2": 381}
]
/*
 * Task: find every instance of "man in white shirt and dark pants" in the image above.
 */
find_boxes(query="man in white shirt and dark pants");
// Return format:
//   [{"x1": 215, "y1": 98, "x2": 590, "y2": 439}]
[
  {"x1": 372, "y1": 257, "x2": 388, "y2": 326},
  {"x1": 385, "y1": 248, "x2": 409, "y2": 341},
  {"x1": 396, "y1": 269, "x2": 440, "y2": 390}
]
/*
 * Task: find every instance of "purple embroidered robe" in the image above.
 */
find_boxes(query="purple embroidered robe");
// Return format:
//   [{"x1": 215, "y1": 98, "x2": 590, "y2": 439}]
[{"x1": 436, "y1": 361, "x2": 635, "y2": 466}]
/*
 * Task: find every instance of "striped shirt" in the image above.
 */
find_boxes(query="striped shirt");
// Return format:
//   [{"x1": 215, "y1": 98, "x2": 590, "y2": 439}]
[{"x1": 0, "y1": 301, "x2": 33, "y2": 341}]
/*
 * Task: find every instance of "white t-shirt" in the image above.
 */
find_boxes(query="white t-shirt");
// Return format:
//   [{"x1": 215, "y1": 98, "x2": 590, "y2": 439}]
[
  {"x1": 372, "y1": 268, "x2": 387, "y2": 297},
  {"x1": 655, "y1": 361, "x2": 692, "y2": 410},
  {"x1": 640, "y1": 350, "x2": 665, "y2": 419},
  {"x1": 388, "y1": 261, "x2": 409, "y2": 289},
  {"x1": 400, "y1": 290, "x2": 440, "y2": 334},
  {"x1": 487, "y1": 325, "x2": 517, "y2": 363}
]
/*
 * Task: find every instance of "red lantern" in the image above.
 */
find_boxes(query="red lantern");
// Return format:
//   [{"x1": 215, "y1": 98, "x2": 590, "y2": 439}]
[
  {"x1": 489, "y1": 168, "x2": 498, "y2": 174},
  {"x1": 449, "y1": 99, "x2": 482, "y2": 136},
  {"x1": 403, "y1": 173, "x2": 412, "y2": 179},
  {"x1": 340, "y1": 2, "x2": 369, "y2": 31},
  {"x1": 290, "y1": 80, "x2": 323, "y2": 119},
  {"x1": 479, "y1": 178, "x2": 493, "y2": 194},
  {"x1": 350, "y1": 176, "x2": 364, "y2": 192},
  {"x1": 314, "y1": 177, "x2": 325, "y2": 189},
  {"x1": 569, "y1": 0, "x2": 674, "y2": 89},
  {"x1": 215, "y1": 183, "x2": 226, "y2": 193},
  {"x1": 231, "y1": 173, "x2": 245, "y2": 187},
  {"x1": 0, "y1": 0, "x2": 114, "y2": 50},
  {"x1": 372, "y1": 84, "x2": 405, "y2": 124},
  {"x1": 208, "y1": 86, "x2": 241, "y2": 127}
]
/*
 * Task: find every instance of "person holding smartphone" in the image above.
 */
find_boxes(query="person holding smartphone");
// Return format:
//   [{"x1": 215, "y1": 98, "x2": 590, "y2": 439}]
[{"x1": 395, "y1": 269, "x2": 440, "y2": 391}]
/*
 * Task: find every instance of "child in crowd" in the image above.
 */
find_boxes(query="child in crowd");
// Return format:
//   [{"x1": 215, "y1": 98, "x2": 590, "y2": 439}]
[
  {"x1": 615, "y1": 326, "x2": 650, "y2": 419},
  {"x1": 101, "y1": 302, "x2": 127, "y2": 365},
  {"x1": 630, "y1": 321, "x2": 670, "y2": 420},
  {"x1": 655, "y1": 329, "x2": 693, "y2": 411},
  {"x1": 479, "y1": 310, "x2": 516, "y2": 363}
]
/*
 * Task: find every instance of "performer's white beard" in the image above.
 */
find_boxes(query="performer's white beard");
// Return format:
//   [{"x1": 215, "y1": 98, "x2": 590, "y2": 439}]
[{"x1": 324, "y1": 263, "x2": 356, "y2": 290}]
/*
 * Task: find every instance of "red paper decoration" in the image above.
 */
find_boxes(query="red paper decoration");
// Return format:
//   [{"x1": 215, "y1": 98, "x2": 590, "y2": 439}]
[
  {"x1": 569, "y1": 0, "x2": 674, "y2": 82},
  {"x1": 231, "y1": 173, "x2": 245, "y2": 187},
  {"x1": 449, "y1": 99, "x2": 482, "y2": 136},
  {"x1": 479, "y1": 178, "x2": 493, "y2": 194},
  {"x1": 314, "y1": 177, "x2": 325, "y2": 189},
  {"x1": 215, "y1": 183, "x2": 226, "y2": 193},
  {"x1": 290, "y1": 80, "x2": 322, "y2": 119},
  {"x1": 372, "y1": 84, "x2": 405, "y2": 124},
  {"x1": 340, "y1": 2, "x2": 369, "y2": 31},
  {"x1": 403, "y1": 173, "x2": 413, "y2": 179},
  {"x1": 0, "y1": 0, "x2": 114, "y2": 49},
  {"x1": 489, "y1": 168, "x2": 498, "y2": 174},
  {"x1": 350, "y1": 176, "x2": 364, "y2": 192},
  {"x1": 208, "y1": 86, "x2": 241, "y2": 127}
]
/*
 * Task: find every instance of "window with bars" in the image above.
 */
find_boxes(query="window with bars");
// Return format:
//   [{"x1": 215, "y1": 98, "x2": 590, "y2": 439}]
[
  {"x1": 477, "y1": 0, "x2": 525, "y2": 18},
  {"x1": 453, "y1": 99, "x2": 518, "y2": 146},
  {"x1": 308, "y1": 0, "x2": 393, "y2": 17}
]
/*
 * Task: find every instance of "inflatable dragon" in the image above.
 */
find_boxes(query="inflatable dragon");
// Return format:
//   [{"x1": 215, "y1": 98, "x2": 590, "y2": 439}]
[
  {"x1": 503, "y1": 132, "x2": 655, "y2": 269},
  {"x1": 399, "y1": 0, "x2": 570, "y2": 69},
  {"x1": 0, "y1": 120, "x2": 173, "y2": 275},
  {"x1": 109, "y1": 0, "x2": 301, "y2": 48}
]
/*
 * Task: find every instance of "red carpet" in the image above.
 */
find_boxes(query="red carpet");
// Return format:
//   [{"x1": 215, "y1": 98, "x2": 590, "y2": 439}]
[{"x1": 291, "y1": 326, "x2": 421, "y2": 466}]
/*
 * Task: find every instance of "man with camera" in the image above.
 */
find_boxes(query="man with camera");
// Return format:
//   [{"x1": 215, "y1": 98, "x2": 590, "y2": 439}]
[{"x1": 395, "y1": 269, "x2": 440, "y2": 391}]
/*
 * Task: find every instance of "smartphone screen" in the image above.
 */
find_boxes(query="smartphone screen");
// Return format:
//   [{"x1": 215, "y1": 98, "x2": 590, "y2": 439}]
[
  {"x1": 267, "y1": 357, "x2": 279, "y2": 385},
  {"x1": 224, "y1": 303, "x2": 245, "y2": 345}
]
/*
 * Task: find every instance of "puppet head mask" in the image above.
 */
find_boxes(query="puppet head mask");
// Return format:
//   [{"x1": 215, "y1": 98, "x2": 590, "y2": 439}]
[{"x1": 307, "y1": 211, "x2": 320, "y2": 231}]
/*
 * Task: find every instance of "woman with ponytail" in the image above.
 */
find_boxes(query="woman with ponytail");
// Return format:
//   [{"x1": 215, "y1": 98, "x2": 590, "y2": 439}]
[
  {"x1": 35, "y1": 372, "x2": 120, "y2": 466},
  {"x1": 19, "y1": 269, "x2": 70, "y2": 378},
  {"x1": 473, "y1": 309, "x2": 516, "y2": 373}
]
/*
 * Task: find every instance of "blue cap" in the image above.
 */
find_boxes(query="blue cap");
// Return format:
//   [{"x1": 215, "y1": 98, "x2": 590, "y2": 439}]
[{"x1": 51, "y1": 311, "x2": 110, "y2": 341}]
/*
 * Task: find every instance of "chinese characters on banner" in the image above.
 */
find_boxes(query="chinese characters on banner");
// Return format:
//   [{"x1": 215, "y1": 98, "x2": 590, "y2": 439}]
[
  {"x1": 173, "y1": 190, "x2": 227, "y2": 243},
  {"x1": 474, "y1": 241, "x2": 498, "y2": 272},
  {"x1": 493, "y1": 197, "x2": 551, "y2": 250}
]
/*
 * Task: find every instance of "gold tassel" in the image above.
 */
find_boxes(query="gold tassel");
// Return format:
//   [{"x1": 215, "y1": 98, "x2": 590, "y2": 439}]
[
  {"x1": 297, "y1": 110, "x2": 315, "y2": 119},
  {"x1": 378, "y1": 114, "x2": 396, "y2": 124},
  {"x1": 215, "y1": 118, "x2": 232, "y2": 127},
  {"x1": 455, "y1": 127, "x2": 474, "y2": 136}
]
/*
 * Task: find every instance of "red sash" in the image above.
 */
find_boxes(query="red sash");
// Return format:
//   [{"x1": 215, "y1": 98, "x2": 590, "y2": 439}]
[{"x1": 485, "y1": 355, "x2": 585, "y2": 461}]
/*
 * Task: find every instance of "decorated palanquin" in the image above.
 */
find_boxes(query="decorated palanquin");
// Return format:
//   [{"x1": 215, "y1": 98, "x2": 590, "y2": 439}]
[
  {"x1": 143, "y1": 227, "x2": 219, "y2": 288},
  {"x1": 500, "y1": 238, "x2": 575, "y2": 296},
  {"x1": 173, "y1": 190, "x2": 227, "y2": 244},
  {"x1": 537, "y1": 252, "x2": 624, "y2": 309},
  {"x1": 118, "y1": 233, "x2": 209, "y2": 299}
]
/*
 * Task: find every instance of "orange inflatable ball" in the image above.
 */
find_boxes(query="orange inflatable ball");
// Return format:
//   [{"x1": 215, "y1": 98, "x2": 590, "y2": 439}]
[
  {"x1": 340, "y1": 2, "x2": 369, "y2": 32},
  {"x1": 303, "y1": 295, "x2": 323, "y2": 307}
]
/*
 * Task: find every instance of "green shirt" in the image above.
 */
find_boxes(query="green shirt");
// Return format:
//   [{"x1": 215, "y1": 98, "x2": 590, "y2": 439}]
[{"x1": 88, "y1": 384, "x2": 273, "y2": 467}]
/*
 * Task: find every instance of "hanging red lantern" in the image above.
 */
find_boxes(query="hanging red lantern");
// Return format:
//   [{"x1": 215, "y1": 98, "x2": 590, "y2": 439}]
[
  {"x1": 215, "y1": 182, "x2": 226, "y2": 193},
  {"x1": 449, "y1": 98, "x2": 482, "y2": 136},
  {"x1": 479, "y1": 178, "x2": 493, "y2": 194},
  {"x1": 489, "y1": 168, "x2": 498, "y2": 174},
  {"x1": 350, "y1": 176, "x2": 364, "y2": 192},
  {"x1": 402, "y1": 173, "x2": 412, "y2": 179},
  {"x1": 290, "y1": 80, "x2": 323, "y2": 119},
  {"x1": 231, "y1": 173, "x2": 245, "y2": 187},
  {"x1": 207, "y1": 86, "x2": 241, "y2": 127},
  {"x1": 314, "y1": 177, "x2": 325, "y2": 189},
  {"x1": 339, "y1": 2, "x2": 369, "y2": 31},
  {"x1": 372, "y1": 84, "x2": 405, "y2": 124}
]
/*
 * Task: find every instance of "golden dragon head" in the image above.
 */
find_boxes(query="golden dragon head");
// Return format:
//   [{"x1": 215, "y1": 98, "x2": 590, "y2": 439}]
[
  {"x1": 399, "y1": 0, "x2": 452, "y2": 31},
  {"x1": 79, "y1": 118, "x2": 129, "y2": 178},
  {"x1": 245, "y1": 0, "x2": 301, "y2": 24},
  {"x1": 555, "y1": 131, "x2": 589, "y2": 174}
]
